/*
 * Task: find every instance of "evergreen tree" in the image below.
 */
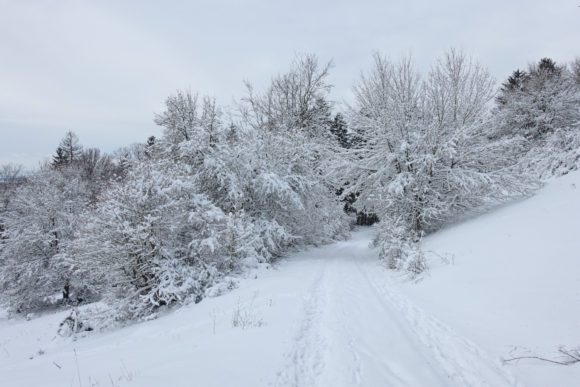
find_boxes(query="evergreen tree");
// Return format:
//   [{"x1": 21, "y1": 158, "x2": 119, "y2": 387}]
[
  {"x1": 330, "y1": 113, "x2": 350, "y2": 148},
  {"x1": 59, "y1": 131, "x2": 83, "y2": 164},
  {"x1": 493, "y1": 58, "x2": 580, "y2": 141},
  {"x1": 52, "y1": 147, "x2": 68, "y2": 168}
]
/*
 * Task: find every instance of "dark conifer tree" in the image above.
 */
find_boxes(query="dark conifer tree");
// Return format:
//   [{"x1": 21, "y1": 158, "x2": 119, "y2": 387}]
[
  {"x1": 59, "y1": 131, "x2": 83, "y2": 164},
  {"x1": 330, "y1": 113, "x2": 350, "y2": 148},
  {"x1": 493, "y1": 58, "x2": 579, "y2": 141},
  {"x1": 52, "y1": 147, "x2": 68, "y2": 168}
]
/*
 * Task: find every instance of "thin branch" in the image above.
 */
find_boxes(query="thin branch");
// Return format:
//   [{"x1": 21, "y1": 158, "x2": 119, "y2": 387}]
[
  {"x1": 503, "y1": 355, "x2": 571, "y2": 366},
  {"x1": 503, "y1": 347, "x2": 580, "y2": 366}
]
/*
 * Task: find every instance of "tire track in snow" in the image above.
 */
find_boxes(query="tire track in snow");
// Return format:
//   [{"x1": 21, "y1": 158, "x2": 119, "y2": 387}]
[
  {"x1": 271, "y1": 259, "x2": 329, "y2": 387},
  {"x1": 321, "y1": 249, "x2": 449, "y2": 387},
  {"x1": 357, "y1": 258, "x2": 524, "y2": 387},
  {"x1": 271, "y1": 232, "x2": 524, "y2": 387},
  {"x1": 326, "y1": 253, "x2": 364, "y2": 386}
]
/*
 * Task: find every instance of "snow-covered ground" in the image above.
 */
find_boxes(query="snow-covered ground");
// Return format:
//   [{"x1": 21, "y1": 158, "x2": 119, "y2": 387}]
[
  {"x1": 1, "y1": 172, "x2": 578, "y2": 386},
  {"x1": 403, "y1": 170, "x2": 580, "y2": 387}
]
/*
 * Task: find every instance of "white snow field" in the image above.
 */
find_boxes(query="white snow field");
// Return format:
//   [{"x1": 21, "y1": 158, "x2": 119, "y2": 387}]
[
  {"x1": 1, "y1": 171, "x2": 579, "y2": 387},
  {"x1": 401, "y1": 170, "x2": 580, "y2": 387}
]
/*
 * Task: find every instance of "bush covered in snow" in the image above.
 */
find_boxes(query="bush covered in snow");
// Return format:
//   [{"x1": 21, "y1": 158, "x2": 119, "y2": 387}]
[{"x1": 520, "y1": 125, "x2": 580, "y2": 179}]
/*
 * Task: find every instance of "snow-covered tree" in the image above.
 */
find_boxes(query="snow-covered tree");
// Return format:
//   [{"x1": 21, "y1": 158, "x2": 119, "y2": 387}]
[
  {"x1": 572, "y1": 58, "x2": 580, "y2": 86},
  {"x1": 521, "y1": 124, "x2": 580, "y2": 179},
  {"x1": 341, "y1": 50, "x2": 533, "y2": 270},
  {"x1": 493, "y1": 58, "x2": 580, "y2": 177},
  {"x1": 152, "y1": 56, "x2": 348, "y2": 249},
  {"x1": 241, "y1": 54, "x2": 334, "y2": 139},
  {"x1": 153, "y1": 90, "x2": 199, "y2": 144},
  {"x1": 51, "y1": 132, "x2": 118, "y2": 202},
  {"x1": 154, "y1": 90, "x2": 222, "y2": 164},
  {"x1": 70, "y1": 147, "x2": 117, "y2": 204},
  {"x1": 53, "y1": 131, "x2": 83, "y2": 168},
  {"x1": 0, "y1": 164, "x2": 24, "y2": 244},
  {"x1": 71, "y1": 157, "x2": 294, "y2": 321},
  {"x1": 61, "y1": 61, "x2": 351, "y2": 322},
  {"x1": 0, "y1": 164, "x2": 23, "y2": 211},
  {"x1": 70, "y1": 162, "x2": 232, "y2": 320},
  {"x1": 493, "y1": 58, "x2": 580, "y2": 142},
  {"x1": 238, "y1": 128, "x2": 348, "y2": 244},
  {"x1": 330, "y1": 113, "x2": 350, "y2": 148},
  {"x1": 0, "y1": 168, "x2": 90, "y2": 313},
  {"x1": 239, "y1": 54, "x2": 349, "y2": 243}
]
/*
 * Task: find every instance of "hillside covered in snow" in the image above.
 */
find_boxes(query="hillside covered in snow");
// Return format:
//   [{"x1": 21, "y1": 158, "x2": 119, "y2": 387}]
[{"x1": 1, "y1": 171, "x2": 579, "y2": 386}]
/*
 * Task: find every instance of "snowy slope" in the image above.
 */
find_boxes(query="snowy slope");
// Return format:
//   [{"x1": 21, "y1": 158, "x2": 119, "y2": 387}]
[
  {"x1": 0, "y1": 172, "x2": 578, "y2": 386},
  {"x1": 402, "y1": 170, "x2": 580, "y2": 387},
  {"x1": 0, "y1": 231, "x2": 521, "y2": 387}
]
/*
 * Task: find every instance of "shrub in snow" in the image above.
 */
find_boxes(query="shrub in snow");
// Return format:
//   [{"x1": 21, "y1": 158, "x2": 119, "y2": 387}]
[
  {"x1": 72, "y1": 162, "x2": 236, "y2": 320},
  {"x1": 57, "y1": 308, "x2": 93, "y2": 337},
  {"x1": 375, "y1": 222, "x2": 426, "y2": 277},
  {"x1": 522, "y1": 125, "x2": 580, "y2": 179},
  {"x1": 231, "y1": 296, "x2": 264, "y2": 329},
  {"x1": 72, "y1": 157, "x2": 300, "y2": 322}
]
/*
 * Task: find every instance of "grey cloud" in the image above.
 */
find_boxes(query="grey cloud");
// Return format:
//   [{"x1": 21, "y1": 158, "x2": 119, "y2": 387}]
[{"x1": 1, "y1": 0, "x2": 578, "y2": 166}]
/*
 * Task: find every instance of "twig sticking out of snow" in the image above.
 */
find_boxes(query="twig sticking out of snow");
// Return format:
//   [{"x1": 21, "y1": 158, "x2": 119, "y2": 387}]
[{"x1": 503, "y1": 346, "x2": 580, "y2": 366}]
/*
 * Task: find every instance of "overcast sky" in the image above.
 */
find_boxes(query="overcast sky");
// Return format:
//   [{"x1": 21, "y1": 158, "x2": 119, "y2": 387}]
[{"x1": 1, "y1": 0, "x2": 579, "y2": 167}]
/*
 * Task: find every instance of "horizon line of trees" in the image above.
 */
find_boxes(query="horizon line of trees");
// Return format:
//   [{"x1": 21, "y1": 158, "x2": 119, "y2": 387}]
[{"x1": 0, "y1": 51, "x2": 578, "y2": 327}]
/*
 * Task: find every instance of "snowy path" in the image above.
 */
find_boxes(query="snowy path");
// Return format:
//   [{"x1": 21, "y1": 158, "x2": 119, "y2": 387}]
[
  {"x1": 271, "y1": 231, "x2": 521, "y2": 387},
  {"x1": 0, "y1": 229, "x2": 522, "y2": 387}
]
